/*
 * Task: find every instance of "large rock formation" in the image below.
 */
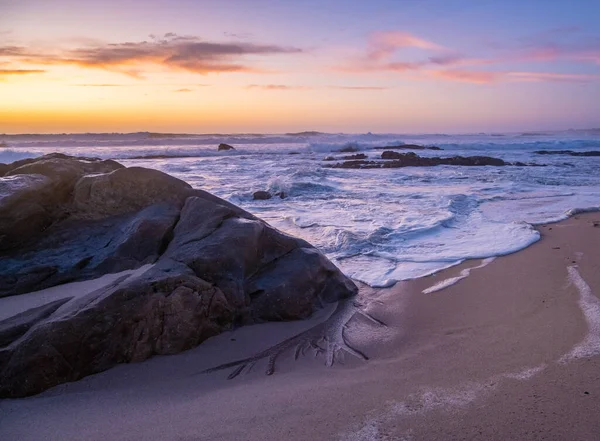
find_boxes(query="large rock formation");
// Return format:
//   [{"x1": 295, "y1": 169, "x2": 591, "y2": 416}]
[{"x1": 0, "y1": 154, "x2": 357, "y2": 398}]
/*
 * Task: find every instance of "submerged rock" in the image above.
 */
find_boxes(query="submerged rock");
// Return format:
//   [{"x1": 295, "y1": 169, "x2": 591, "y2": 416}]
[
  {"x1": 0, "y1": 154, "x2": 357, "y2": 397},
  {"x1": 218, "y1": 143, "x2": 235, "y2": 151}
]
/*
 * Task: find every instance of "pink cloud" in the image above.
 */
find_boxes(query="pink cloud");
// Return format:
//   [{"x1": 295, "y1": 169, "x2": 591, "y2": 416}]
[
  {"x1": 367, "y1": 31, "x2": 444, "y2": 61},
  {"x1": 426, "y1": 69, "x2": 600, "y2": 84},
  {"x1": 507, "y1": 72, "x2": 600, "y2": 83},
  {"x1": 428, "y1": 69, "x2": 499, "y2": 84}
]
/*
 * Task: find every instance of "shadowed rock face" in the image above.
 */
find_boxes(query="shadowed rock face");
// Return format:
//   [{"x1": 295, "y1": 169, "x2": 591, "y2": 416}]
[
  {"x1": 218, "y1": 143, "x2": 235, "y2": 151},
  {"x1": 0, "y1": 154, "x2": 357, "y2": 398}
]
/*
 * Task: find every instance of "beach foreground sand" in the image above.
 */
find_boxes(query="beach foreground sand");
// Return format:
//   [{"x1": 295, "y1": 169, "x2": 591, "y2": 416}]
[{"x1": 1, "y1": 213, "x2": 599, "y2": 441}]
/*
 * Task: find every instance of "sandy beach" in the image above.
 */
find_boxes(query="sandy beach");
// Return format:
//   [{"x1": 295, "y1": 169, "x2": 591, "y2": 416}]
[{"x1": 1, "y1": 212, "x2": 599, "y2": 441}]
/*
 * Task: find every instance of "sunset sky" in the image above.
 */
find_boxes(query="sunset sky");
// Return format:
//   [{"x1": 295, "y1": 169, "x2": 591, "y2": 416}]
[{"x1": 1, "y1": 0, "x2": 599, "y2": 133}]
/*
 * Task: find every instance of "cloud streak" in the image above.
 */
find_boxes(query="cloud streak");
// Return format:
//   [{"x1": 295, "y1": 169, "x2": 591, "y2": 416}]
[
  {"x1": 246, "y1": 84, "x2": 389, "y2": 91},
  {"x1": 246, "y1": 84, "x2": 307, "y2": 90},
  {"x1": 0, "y1": 68, "x2": 46, "y2": 80},
  {"x1": 0, "y1": 33, "x2": 303, "y2": 76},
  {"x1": 429, "y1": 69, "x2": 600, "y2": 84}
]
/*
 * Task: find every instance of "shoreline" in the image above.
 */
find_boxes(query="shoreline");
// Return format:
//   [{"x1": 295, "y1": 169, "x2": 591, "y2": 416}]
[{"x1": 1, "y1": 212, "x2": 600, "y2": 440}]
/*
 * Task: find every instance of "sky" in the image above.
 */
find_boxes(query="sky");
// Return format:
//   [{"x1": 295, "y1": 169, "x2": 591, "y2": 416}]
[{"x1": 1, "y1": 0, "x2": 599, "y2": 134}]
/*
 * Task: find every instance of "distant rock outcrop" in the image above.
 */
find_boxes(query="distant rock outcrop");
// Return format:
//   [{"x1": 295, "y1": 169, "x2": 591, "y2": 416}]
[
  {"x1": 326, "y1": 152, "x2": 541, "y2": 169},
  {"x1": 533, "y1": 150, "x2": 600, "y2": 156},
  {"x1": 218, "y1": 143, "x2": 235, "y2": 151},
  {"x1": 372, "y1": 144, "x2": 442, "y2": 151},
  {"x1": 0, "y1": 154, "x2": 357, "y2": 398}
]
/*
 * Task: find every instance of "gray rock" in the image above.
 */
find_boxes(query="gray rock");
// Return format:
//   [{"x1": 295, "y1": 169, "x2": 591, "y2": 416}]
[
  {"x1": 253, "y1": 190, "x2": 272, "y2": 200},
  {"x1": 218, "y1": 143, "x2": 235, "y2": 151},
  {"x1": 0, "y1": 154, "x2": 123, "y2": 251},
  {"x1": 73, "y1": 166, "x2": 192, "y2": 219},
  {"x1": 0, "y1": 154, "x2": 357, "y2": 397}
]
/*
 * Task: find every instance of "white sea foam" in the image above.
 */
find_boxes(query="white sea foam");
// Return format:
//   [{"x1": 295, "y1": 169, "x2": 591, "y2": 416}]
[
  {"x1": 560, "y1": 265, "x2": 600, "y2": 362},
  {"x1": 423, "y1": 257, "x2": 496, "y2": 294},
  {"x1": 340, "y1": 363, "x2": 546, "y2": 440},
  {"x1": 2, "y1": 130, "x2": 600, "y2": 287}
]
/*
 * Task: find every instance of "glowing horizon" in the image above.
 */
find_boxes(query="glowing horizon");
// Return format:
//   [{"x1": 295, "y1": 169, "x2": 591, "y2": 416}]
[{"x1": 2, "y1": 0, "x2": 599, "y2": 134}]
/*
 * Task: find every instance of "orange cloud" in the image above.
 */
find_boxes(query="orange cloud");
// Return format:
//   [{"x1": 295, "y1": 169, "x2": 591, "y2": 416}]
[
  {"x1": 0, "y1": 68, "x2": 46, "y2": 80},
  {"x1": 246, "y1": 84, "x2": 388, "y2": 91},
  {"x1": 0, "y1": 69, "x2": 45, "y2": 75},
  {"x1": 246, "y1": 84, "x2": 308, "y2": 90}
]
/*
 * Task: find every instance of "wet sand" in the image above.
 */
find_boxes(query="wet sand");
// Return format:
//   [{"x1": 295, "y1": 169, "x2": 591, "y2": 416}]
[{"x1": 1, "y1": 213, "x2": 599, "y2": 441}]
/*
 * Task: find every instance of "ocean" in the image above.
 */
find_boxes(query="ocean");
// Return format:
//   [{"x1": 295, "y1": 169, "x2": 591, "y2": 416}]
[{"x1": 2, "y1": 130, "x2": 599, "y2": 287}]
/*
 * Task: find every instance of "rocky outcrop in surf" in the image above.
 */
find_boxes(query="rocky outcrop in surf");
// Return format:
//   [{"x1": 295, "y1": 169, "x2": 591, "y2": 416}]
[
  {"x1": 327, "y1": 152, "x2": 541, "y2": 169},
  {"x1": 372, "y1": 144, "x2": 443, "y2": 151},
  {"x1": 218, "y1": 143, "x2": 235, "y2": 151},
  {"x1": 0, "y1": 154, "x2": 357, "y2": 398},
  {"x1": 533, "y1": 150, "x2": 600, "y2": 156}
]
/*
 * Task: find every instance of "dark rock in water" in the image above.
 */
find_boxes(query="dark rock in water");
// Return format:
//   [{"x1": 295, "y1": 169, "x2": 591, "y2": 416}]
[
  {"x1": 380, "y1": 151, "x2": 506, "y2": 166},
  {"x1": 218, "y1": 143, "x2": 235, "y2": 151},
  {"x1": 342, "y1": 153, "x2": 367, "y2": 160},
  {"x1": 373, "y1": 144, "x2": 442, "y2": 151},
  {"x1": 324, "y1": 154, "x2": 366, "y2": 161},
  {"x1": 0, "y1": 154, "x2": 357, "y2": 397},
  {"x1": 253, "y1": 190, "x2": 272, "y2": 200},
  {"x1": 337, "y1": 145, "x2": 360, "y2": 153},
  {"x1": 276, "y1": 191, "x2": 286, "y2": 199},
  {"x1": 381, "y1": 151, "x2": 404, "y2": 160},
  {"x1": 533, "y1": 150, "x2": 600, "y2": 156},
  {"x1": 326, "y1": 152, "x2": 542, "y2": 169}
]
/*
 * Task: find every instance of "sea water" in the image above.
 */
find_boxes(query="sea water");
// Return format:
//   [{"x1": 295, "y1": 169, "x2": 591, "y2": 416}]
[{"x1": 2, "y1": 130, "x2": 599, "y2": 287}]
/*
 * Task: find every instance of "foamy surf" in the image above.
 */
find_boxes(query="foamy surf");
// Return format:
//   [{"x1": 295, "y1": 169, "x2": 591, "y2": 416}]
[
  {"x1": 422, "y1": 257, "x2": 496, "y2": 294},
  {"x1": 560, "y1": 265, "x2": 600, "y2": 362},
  {"x1": 2, "y1": 130, "x2": 600, "y2": 288}
]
